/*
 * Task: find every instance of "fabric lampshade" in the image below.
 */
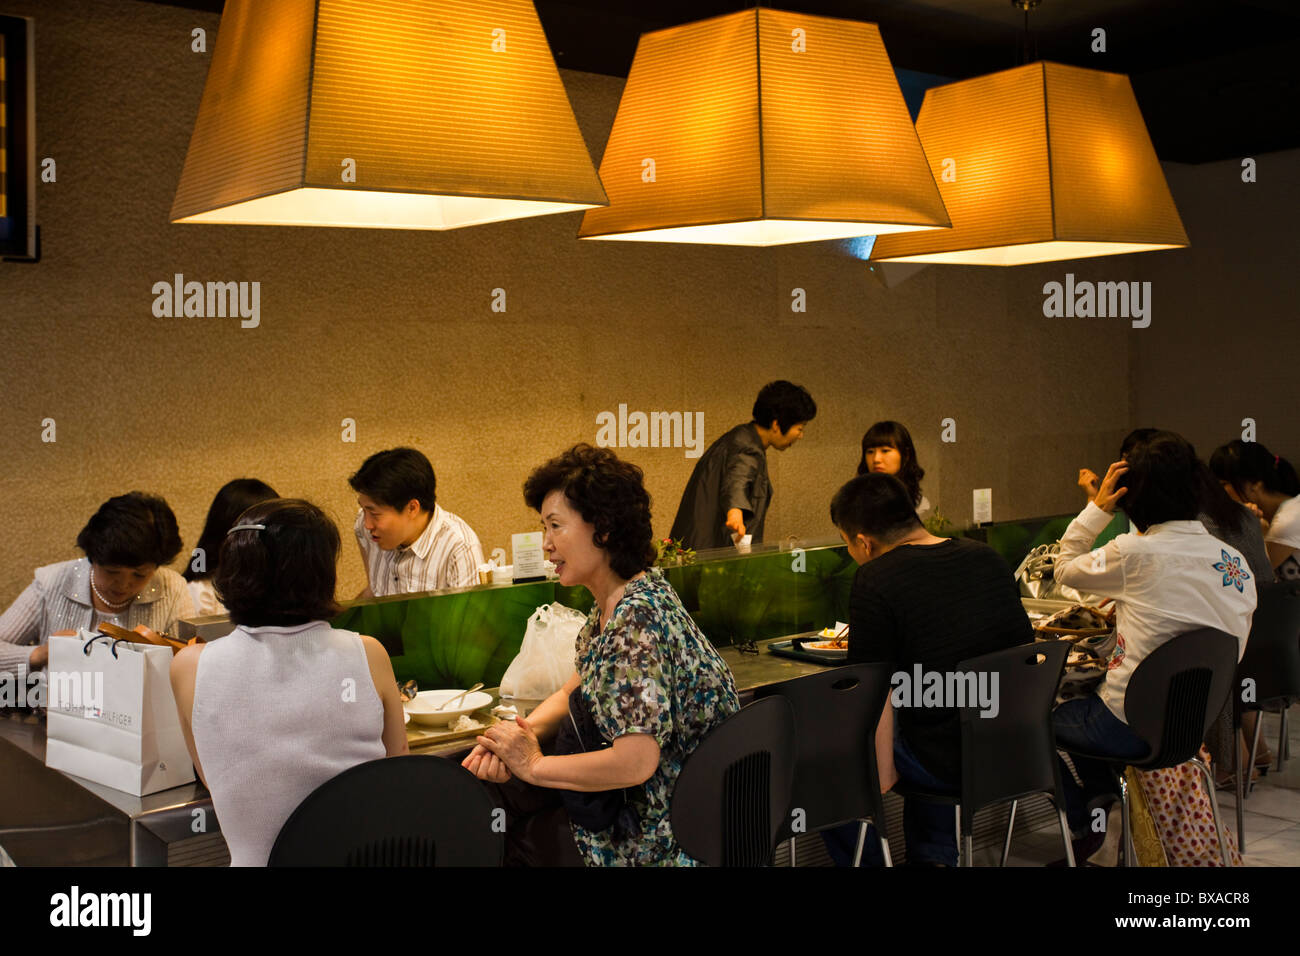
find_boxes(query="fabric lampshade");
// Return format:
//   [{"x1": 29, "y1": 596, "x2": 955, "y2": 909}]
[
  {"x1": 171, "y1": 0, "x2": 607, "y2": 229},
  {"x1": 578, "y1": 8, "x2": 950, "y2": 246},
  {"x1": 870, "y1": 61, "x2": 1188, "y2": 265}
]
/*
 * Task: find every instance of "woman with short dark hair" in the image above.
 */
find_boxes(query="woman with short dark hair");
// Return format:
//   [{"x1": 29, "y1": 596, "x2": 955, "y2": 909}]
[
  {"x1": 1210, "y1": 440, "x2": 1300, "y2": 581},
  {"x1": 857, "y1": 420, "x2": 930, "y2": 519},
  {"x1": 169, "y1": 499, "x2": 408, "y2": 866},
  {"x1": 463, "y1": 444, "x2": 739, "y2": 866},
  {"x1": 184, "y1": 478, "x2": 279, "y2": 615},
  {"x1": 0, "y1": 492, "x2": 192, "y2": 681}
]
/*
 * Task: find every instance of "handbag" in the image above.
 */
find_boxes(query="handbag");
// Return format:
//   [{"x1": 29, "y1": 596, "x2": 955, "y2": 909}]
[
  {"x1": 553, "y1": 689, "x2": 640, "y2": 840},
  {"x1": 1015, "y1": 542, "x2": 1102, "y2": 605}
]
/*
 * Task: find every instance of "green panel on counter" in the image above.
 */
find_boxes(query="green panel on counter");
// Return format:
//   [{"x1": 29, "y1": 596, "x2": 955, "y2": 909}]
[{"x1": 330, "y1": 510, "x2": 1116, "y2": 689}]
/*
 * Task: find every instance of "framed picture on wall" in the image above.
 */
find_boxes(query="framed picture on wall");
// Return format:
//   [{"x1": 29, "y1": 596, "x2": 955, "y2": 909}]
[{"x1": 1, "y1": 13, "x2": 36, "y2": 262}]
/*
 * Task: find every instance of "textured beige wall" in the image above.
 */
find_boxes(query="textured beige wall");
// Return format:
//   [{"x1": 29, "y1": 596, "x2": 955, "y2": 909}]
[{"x1": 15, "y1": 0, "x2": 1259, "y2": 609}]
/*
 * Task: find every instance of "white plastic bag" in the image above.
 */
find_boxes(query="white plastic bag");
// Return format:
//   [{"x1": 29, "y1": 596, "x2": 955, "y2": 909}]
[{"x1": 499, "y1": 603, "x2": 586, "y2": 700}]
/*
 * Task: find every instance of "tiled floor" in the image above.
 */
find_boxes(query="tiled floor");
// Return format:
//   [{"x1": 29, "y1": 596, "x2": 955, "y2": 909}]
[{"x1": 987, "y1": 705, "x2": 1300, "y2": 867}]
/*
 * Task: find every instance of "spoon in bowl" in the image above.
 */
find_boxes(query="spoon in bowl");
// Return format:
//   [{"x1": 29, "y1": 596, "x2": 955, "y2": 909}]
[{"x1": 437, "y1": 682, "x2": 485, "y2": 711}]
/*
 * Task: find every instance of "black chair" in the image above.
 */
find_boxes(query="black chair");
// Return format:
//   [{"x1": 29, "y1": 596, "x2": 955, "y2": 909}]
[
  {"x1": 1232, "y1": 581, "x2": 1300, "y2": 846},
  {"x1": 670, "y1": 696, "x2": 796, "y2": 867},
  {"x1": 1058, "y1": 627, "x2": 1238, "y2": 867},
  {"x1": 755, "y1": 662, "x2": 895, "y2": 866},
  {"x1": 268, "y1": 755, "x2": 503, "y2": 866},
  {"x1": 892, "y1": 639, "x2": 1074, "y2": 866}
]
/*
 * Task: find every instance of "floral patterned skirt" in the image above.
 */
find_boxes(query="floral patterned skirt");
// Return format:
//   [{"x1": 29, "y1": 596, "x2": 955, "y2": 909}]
[{"x1": 1130, "y1": 747, "x2": 1241, "y2": 867}]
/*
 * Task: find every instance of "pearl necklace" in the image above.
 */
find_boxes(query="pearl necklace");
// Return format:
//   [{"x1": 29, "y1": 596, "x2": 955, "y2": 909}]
[{"x1": 90, "y1": 568, "x2": 133, "y2": 611}]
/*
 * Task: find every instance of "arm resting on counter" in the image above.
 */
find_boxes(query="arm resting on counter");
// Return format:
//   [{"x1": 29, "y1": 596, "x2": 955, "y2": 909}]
[
  {"x1": 461, "y1": 671, "x2": 580, "y2": 783},
  {"x1": 0, "y1": 581, "x2": 46, "y2": 680}
]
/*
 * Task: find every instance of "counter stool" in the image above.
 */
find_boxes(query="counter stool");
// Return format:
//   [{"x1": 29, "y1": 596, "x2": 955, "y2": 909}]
[
  {"x1": 1058, "y1": 627, "x2": 1238, "y2": 867},
  {"x1": 755, "y1": 662, "x2": 895, "y2": 866},
  {"x1": 269, "y1": 755, "x2": 503, "y2": 866},
  {"x1": 892, "y1": 639, "x2": 1074, "y2": 867},
  {"x1": 670, "y1": 696, "x2": 795, "y2": 867}
]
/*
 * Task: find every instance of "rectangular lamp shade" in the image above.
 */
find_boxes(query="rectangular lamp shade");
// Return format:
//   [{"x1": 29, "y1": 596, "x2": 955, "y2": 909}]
[
  {"x1": 578, "y1": 8, "x2": 950, "y2": 246},
  {"x1": 170, "y1": 0, "x2": 607, "y2": 229},
  {"x1": 871, "y1": 61, "x2": 1188, "y2": 265}
]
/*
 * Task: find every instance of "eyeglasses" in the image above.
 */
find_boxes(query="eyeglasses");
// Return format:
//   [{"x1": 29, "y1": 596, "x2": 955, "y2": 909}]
[{"x1": 735, "y1": 639, "x2": 759, "y2": 656}]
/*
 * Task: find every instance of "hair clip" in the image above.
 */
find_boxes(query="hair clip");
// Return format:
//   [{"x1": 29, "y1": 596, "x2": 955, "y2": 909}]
[{"x1": 227, "y1": 523, "x2": 266, "y2": 535}]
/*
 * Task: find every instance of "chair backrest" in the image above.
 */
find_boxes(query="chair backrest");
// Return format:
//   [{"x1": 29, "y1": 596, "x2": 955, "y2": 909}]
[
  {"x1": 957, "y1": 639, "x2": 1071, "y2": 817},
  {"x1": 1124, "y1": 627, "x2": 1240, "y2": 770},
  {"x1": 268, "y1": 755, "x2": 503, "y2": 866},
  {"x1": 1236, "y1": 582, "x2": 1300, "y2": 711},
  {"x1": 755, "y1": 662, "x2": 894, "y2": 835},
  {"x1": 670, "y1": 697, "x2": 795, "y2": 867}
]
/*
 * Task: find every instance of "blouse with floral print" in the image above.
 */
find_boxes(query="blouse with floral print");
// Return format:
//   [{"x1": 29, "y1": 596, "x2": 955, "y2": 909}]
[{"x1": 570, "y1": 568, "x2": 739, "y2": 866}]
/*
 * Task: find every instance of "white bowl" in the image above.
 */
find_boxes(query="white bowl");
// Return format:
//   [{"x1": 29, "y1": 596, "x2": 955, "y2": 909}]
[{"x1": 404, "y1": 689, "x2": 494, "y2": 727}]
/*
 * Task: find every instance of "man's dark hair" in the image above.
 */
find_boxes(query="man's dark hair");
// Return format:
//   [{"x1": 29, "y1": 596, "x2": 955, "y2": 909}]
[
  {"x1": 1118, "y1": 432, "x2": 1210, "y2": 532},
  {"x1": 523, "y1": 444, "x2": 655, "y2": 580},
  {"x1": 216, "y1": 499, "x2": 342, "y2": 627},
  {"x1": 752, "y1": 380, "x2": 817, "y2": 434},
  {"x1": 76, "y1": 492, "x2": 183, "y2": 568},
  {"x1": 185, "y1": 478, "x2": 279, "y2": 582},
  {"x1": 830, "y1": 473, "x2": 922, "y2": 544},
  {"x1": 1210, "y1": 440, "x2": 1300, "y2": 499},
  {"x1": 856, "y1": 420, "x2": 925, "y2": 508},
  {"x1": 348, "y1": 447, "x2": 436, "y2": 513}
]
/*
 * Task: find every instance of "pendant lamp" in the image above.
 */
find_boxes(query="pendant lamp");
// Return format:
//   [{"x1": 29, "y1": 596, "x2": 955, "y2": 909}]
[
  {"x1": 870, "y1": 61, "x2": 1188, "y2": 265},
  {"x1": 170, "y1": 0, "x2": 607, "y2": 229},
  {"x1": 578, "y1": 8, "x2": 950, "y2": 246}
]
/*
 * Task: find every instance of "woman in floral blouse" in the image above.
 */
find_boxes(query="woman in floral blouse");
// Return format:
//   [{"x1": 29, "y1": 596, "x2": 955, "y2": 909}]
[{"x1": 464, "y1": 444, "x2": 739, "y2": 865}]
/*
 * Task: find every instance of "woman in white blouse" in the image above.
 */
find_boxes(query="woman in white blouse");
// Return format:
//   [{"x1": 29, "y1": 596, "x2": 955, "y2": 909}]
[{"x1": 0, "y1": 492, "x2": 193, "y2": 682}]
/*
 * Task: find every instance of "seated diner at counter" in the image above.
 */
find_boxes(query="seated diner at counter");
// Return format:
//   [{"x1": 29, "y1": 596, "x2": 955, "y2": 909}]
[
  {"x1": 1052, "y1": 434, "x2": 1256, "y2": 859},
  {"x1": 857, "y1": 419, "x2": 932, "y2": 521},
  {"x1": 183, "y1": 477, "x2": 279, "y2": 616},
  {"x1": 0, "y1": 491, "x2": 193, "y2": 684},
  {"x1": 831, "y1": 472, "x2": 1030, "y2": 866},
  {"x1": 170, "y1": 498, "x2": 408, "y2": 867},
  {"x1": 463, "y1": 444, "x2": 740, "y2": 866}
]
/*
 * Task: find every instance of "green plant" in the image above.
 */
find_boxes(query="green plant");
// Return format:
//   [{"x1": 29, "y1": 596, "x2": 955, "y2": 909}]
[
  {"x1": 924, "y1": 509, "x2": 954, "y2": 536},
  {"x1": 655, "y1": 537, "x2": 696, "y2": 567}
]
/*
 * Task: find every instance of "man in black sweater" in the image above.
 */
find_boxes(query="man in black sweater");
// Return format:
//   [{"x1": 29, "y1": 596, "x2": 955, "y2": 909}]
[{"x1": 831, "y1": 473, "x2": 1031, "y2": 865}]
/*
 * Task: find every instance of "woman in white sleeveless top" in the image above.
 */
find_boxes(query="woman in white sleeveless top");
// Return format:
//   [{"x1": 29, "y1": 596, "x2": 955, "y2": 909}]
[{"x1": 170, "y1": 499, "x2": 408, "y2": 866}]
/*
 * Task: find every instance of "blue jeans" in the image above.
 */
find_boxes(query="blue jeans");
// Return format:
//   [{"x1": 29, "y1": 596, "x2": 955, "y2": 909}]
[
  {"x1": 821, "y1": 726, "x2": 958, "y2": 867},
  {"x1": 1052, "y1": 695, "x2": 1149, "y2": 835}
]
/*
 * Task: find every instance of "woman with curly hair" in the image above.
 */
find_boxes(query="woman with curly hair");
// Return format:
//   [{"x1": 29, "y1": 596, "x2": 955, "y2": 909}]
[
  {"x1": 463, "y1": 444, "x2": 739, "y2": 866},
  {"x1": 858, "y1": 420, "x2": 931, "y2": 520}
]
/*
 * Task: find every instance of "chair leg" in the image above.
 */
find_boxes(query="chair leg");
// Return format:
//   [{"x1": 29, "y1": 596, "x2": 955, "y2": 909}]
[
  {"x1": 852, "y1": 821, "x2": 867, "y2": 867},
  {"x1": 880, "y1": 835, "x2": 893, "y2": 868},
  {"x1": 789, "y1": 837, "x2": 797, "y2": 868},
  {"x1": 1194, "y1": 756, "x2": 1232, "y2": 867},
  {"x1": 1236, "y1": 741, "x2": 1245, "y2": 851},
  {"x1": 1119, "y1": 773, "x2": 1133, "y2": 868},
  {"x1": 1000, "y1": 799, "x2": 1018, "y2": 867},
  {"x1": 954, "y1": 805, "x2": 963, "y2": 867},
  {"x1": 1056, "y1": 804, "x2": 1076, "y2": 867},
  {"x1": 1247, "y1": 713, "x2": 1264, "y2": 800},
  {"x1": 1279, "y1": 708, "x2": 1290, "y2": 770}
]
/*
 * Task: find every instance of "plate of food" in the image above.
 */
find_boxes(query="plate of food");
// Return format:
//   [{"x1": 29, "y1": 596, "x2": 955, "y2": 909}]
[{"x1": 800, "y1": 625, "x2": 849, "y2": 659}]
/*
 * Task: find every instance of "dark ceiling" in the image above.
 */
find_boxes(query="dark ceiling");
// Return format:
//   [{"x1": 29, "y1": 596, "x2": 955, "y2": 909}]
[{"x1": 133, "y1": 0, "x2": 1300, "y2": 163}]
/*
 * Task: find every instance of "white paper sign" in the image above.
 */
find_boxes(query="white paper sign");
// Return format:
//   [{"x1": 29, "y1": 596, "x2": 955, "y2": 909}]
[
  {"x1": 511, "y1": 532, "x2": 546, "y2": 582},
  {"x1": 973, "y1": 488, "x2": 993, "y2": 525}
]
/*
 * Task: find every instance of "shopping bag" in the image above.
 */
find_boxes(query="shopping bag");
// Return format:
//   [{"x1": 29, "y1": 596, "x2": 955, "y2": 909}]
[
  {"x1": 499, "y1": 603, "x2": 586, "y2": 700},
  {"x1": 44, "y1": 631, "x2": 195, "y2": 796}
]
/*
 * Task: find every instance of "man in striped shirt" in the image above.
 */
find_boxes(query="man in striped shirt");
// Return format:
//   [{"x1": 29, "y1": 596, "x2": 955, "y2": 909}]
[{"x1": 349, "y1": 448, "x2": 485, "y2": 598}]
